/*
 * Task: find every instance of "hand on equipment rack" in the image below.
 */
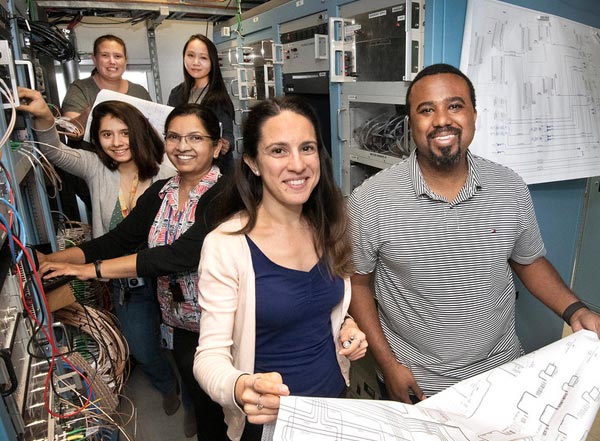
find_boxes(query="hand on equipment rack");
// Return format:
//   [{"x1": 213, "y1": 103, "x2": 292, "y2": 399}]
[
  {"x1": 16, "y1": 87, "x2": 56, "y2": 130},
  {"x1": 39, "y1": 261, "x2": 96, "y2": 281}
]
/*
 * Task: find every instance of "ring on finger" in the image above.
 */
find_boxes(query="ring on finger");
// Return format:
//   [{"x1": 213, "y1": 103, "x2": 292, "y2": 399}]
[{"x1": 256, "y1": 394, "x2": 264, "y2": 411}]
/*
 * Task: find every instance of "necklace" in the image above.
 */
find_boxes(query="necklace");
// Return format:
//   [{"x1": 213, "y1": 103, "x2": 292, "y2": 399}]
[{"x1": 118, "y1": 173, "x2": 139, "y2": 218}]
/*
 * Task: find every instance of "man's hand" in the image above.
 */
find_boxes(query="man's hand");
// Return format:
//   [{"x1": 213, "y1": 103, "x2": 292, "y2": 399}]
[
  {"x1": 570, "y1": 308, "x2": 600, "y2": 338},
  {"x1": 382, "y1": 363, "x2": 426, "y2": 404}
]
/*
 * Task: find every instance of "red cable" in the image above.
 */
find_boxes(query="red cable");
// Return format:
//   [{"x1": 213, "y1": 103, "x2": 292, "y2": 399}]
[{"x1": 2, "y1": 225, "x2": 95, "y2": 418}]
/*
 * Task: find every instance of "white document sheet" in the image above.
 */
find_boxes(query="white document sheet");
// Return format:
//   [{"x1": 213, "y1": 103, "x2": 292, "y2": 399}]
[
  {"x1": 83, "y1": 89, "x2": 174, "y2": 142},
  {"x1": 271, "y1": 330, "x2": 600, "y2": 440}
]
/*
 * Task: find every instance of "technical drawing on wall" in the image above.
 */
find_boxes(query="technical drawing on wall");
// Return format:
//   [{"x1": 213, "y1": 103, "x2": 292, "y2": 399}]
[
  {"x1": 271, "y1": 330, "x2": 600, "y2": 440},
  {"x1": 460, "y1": 0, "x2": 600, "y2": 184}
]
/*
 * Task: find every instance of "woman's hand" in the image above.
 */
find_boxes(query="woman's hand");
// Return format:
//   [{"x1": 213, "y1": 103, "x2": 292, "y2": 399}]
[
  {"x1": 35, "y1": 250, "x2": 48, "y2": 267},
  {"x1": 16, "y1": 87, "x2": 55, "y2": 130},
  {"x1": 338, "y1": 317, "x2": 368, "y2": 361},
  {"x1": 39, "y1": 261, "x2": 95, "y2": 281},
  {"x1": 234, "y1": 372, "x2": 290, "y2": 424}
]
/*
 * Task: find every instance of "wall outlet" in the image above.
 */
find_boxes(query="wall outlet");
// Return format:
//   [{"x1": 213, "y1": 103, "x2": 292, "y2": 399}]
[{"x1": 220, "y1": 26, "x2": 230, "y2": 37}]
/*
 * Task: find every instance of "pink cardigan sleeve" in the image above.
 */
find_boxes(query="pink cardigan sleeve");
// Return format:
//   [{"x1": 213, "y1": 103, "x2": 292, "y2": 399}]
[{"x1": 193, "y1": 217, "x2": 256, "y2": 440}]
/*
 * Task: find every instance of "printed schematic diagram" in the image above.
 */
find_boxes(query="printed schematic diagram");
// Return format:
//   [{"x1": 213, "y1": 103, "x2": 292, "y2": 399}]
[
  {"x1": 274, "y1": 397, "x2": 474, "y2": 440},
  {"x1": 461, "y1": 0, "x2": 600, "y2": 184},
  {"x1": 271, "y1": 331, "x2": 600, "y2": 441}
]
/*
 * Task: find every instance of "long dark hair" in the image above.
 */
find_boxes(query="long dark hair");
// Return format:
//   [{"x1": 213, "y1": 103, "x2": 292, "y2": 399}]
[
  {"x1": 91, "y1": 34, "x2": 126, "y2": 76},
  {"x1": 215, "y1": 96, "x2": 353, "y2": 277},
  {"x1": 180, "y1": 34, "x2": 234, "y2": 119},
  {"x1": 90, "y1": 101, "x2": 163, "y2": 180}
]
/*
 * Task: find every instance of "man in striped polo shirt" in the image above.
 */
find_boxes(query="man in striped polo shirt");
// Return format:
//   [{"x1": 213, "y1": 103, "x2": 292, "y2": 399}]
[{"x1": 347, "y1": 63, "x2": 600, "y2": 404}]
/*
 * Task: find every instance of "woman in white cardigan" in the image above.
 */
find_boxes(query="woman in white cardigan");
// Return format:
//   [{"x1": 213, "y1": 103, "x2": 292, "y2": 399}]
[{"x1": 194, "y1": 96, "x2": 367, "y2": 441}]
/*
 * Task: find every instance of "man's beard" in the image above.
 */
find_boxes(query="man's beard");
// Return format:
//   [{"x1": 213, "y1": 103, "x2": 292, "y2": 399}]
[{"x1": 427, "y1": 128, "x2": 463, "y2": 170}]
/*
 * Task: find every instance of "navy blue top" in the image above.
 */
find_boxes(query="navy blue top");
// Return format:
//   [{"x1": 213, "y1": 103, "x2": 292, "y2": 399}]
[{"x1": 246, "y1": 235, "x2": 345, "y2": 397}]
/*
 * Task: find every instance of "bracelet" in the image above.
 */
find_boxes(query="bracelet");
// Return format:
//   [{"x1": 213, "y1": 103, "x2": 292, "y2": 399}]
[
  {"x1": 561, "y1": 300, "x2": 588, "y2": 325},
  {"x1": 94, "y1": 260, "x2": 103, "y2": 279}
]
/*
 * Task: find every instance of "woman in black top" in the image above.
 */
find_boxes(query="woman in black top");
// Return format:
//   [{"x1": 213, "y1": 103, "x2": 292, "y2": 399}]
[
  {"x1": 168, "y1": 34, "x2": 235, "y2": 175},
  {"x1": 38, "y1": 104, "x2": 230, "y2": 441}
]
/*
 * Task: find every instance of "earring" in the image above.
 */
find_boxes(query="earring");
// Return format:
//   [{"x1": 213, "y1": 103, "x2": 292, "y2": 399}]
[{"x1": 253, "y1": 169, "x2": 260, "y2": 176}]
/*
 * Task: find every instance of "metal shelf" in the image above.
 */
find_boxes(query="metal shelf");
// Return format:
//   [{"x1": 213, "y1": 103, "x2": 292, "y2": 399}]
[{"x1": 349, "y1": 148, "x2": 405, "y2": 169}]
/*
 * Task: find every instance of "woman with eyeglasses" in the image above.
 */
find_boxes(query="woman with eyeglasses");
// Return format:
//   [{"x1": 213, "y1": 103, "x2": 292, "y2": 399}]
[
  {"x1": 168, "y1": 34, "x2": 235, "y2": 175},
  {"x1": 17, "y1": 87, "x2": 183, "y2": 425},
  {"x1": 33, "y1": 103, "x2": 230, "y2": 440}
]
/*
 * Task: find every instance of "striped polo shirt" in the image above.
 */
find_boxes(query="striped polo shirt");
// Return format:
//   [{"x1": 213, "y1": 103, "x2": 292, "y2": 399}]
[{"x1": 348, "y1": 149, "x2": 546, "y2": 396}]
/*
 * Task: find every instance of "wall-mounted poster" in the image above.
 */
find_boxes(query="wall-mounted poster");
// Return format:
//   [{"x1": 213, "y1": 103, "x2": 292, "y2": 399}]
[{"x1": 461, "y1": 0, "x2": 600, "y2": 184}]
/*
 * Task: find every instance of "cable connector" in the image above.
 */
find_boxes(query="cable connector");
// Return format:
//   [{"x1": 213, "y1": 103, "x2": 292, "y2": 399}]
[{"x1": 55, "y1": 117, "x2": 83, "y2": 137}]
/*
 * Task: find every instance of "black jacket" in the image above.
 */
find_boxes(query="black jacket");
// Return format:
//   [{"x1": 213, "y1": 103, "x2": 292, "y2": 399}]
[{"x1": 80, "y1": 176, "x2": 227, "y2": 276}]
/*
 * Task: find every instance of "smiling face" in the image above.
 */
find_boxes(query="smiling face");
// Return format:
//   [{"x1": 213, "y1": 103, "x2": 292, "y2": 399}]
[
  {"x1": 165, "y1": 114, "x2": 221, "y2": 180},
  {"x1": 184, "y1": 39, "x2": 212, "y2": 89},
  {"x1": 97, "y1": 115, "x2": 133, "y2": 164},
  {"x1": 408, "y1": 73, "x2": 477, "y2": 172},
  {"x1": 244, "y1": 110, "x2": 321, "y2": 212},
  {"x1": 92, "y1": 39, "x2": 127, "y2": 81}
]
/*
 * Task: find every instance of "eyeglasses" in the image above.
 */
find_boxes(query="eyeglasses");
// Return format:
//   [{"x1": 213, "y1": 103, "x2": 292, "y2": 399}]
[{"x1": 164, "y1": 132, "x2": 213, "y2": 146}]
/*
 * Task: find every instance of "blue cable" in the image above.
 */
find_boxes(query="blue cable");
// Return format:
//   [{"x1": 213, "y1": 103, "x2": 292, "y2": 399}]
[{"x1": 0, "y1": 198, "x2": 27, "y2": 262}]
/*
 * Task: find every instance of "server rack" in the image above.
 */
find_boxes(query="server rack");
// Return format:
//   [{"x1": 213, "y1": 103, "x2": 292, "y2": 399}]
[{"x1": 214, "y1": 0, "x2": 425, "y2": 189}]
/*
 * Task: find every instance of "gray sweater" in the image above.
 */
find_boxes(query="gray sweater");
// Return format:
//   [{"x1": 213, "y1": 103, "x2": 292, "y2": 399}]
[{"x1": 34, "y1": 126, "x2": 175, "y2": 238}]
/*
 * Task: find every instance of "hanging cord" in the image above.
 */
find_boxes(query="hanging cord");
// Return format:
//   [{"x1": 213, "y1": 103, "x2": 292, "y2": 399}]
[{"x1": 234, "y1": 0, "x2": 244, "y2": 37}]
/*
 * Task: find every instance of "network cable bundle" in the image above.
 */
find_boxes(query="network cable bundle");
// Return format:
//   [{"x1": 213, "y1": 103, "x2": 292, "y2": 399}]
[
  {"x1": 353, "y1": 112, "x2": 412, "y2": 158},
  {"x1": 14, "y1": 17, "x2": 77, "y2": 62},
  {"x1": 54, "y1": 218, "x2": 91, "y2": 253},
  {"x1": 0, "y1": 196, "x2": 132, "y2": 440},
  {"x1": 0, "y1": 40, "x2": 132, "y2": 438},
  {"x1": 0, "y1": 164, "x2": 131, "y2": 439}
]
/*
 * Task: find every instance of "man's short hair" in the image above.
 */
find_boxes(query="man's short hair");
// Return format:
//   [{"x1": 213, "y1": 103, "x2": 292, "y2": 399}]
[{"x1": 406, "y1": 63, "x2": 477, "y2": 112}]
